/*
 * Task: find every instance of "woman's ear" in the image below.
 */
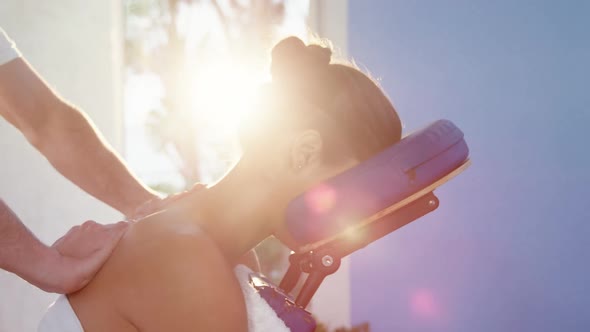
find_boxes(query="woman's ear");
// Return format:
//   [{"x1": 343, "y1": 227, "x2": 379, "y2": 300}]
[{"x1": 290, "y1": 129, "x2": 323, "y2": 172}]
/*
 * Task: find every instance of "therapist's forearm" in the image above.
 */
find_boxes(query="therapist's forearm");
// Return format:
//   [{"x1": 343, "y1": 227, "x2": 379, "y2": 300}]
[
  {"x1": 0, "y1": 199, "x2": 54, "y2": 284},
  {"x1": 33, "y1": 101, "x2": 159, "y2": 216},
  {"x1": 0, "y1": 59, "x2": 159, "y2": 216}
]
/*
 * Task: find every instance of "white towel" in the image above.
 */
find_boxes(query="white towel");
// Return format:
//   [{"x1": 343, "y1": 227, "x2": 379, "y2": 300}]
[
  {"x1": 234, "y1": 265, "x2": 291, "y2": 332},
  {"x1": 38, "y1": 295, "x2": 84, "y2": 332},
  {"x1": 38, "y1": 266, "x2": 290, "y2": 331}
]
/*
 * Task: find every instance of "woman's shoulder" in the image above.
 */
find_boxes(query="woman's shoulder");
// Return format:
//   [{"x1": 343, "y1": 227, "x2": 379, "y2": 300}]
[
  {"x1": 119, "y1": 209, "x2": 219, "y2": 267},
  {"x1": 128, "y1": 209, "x2": 204, "y2": 241},
  {"x1": 114, "y1": 212, "x2": 247, "y2": 330}
]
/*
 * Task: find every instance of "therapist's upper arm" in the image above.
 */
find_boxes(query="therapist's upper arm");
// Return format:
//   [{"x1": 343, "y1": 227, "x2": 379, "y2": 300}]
[{"x1": 0, "y1": 57, "x2": 61, "y2": 141}]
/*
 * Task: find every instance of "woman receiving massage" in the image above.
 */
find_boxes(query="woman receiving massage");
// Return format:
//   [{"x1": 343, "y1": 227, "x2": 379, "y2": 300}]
[{"x1": 52, "y1": 36, "x2": 401, "y2": 331}]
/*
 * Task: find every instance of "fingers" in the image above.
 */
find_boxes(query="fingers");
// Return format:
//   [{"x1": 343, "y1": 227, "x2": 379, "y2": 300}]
[
  {"x1": 103, "y1": 220, "x2": 129, "y2": 230},
  {"x1": 80, "y1": 220, "x2": 103, "y2": 232},
  {"x1": 129, "y1": 187, "x2": 194, "y2": 221},
  {"x1": 51, "y1": 222, "x2": 129, "y2": 293},
  {"x1": 57, "y1": 220, "x2": 99, "y2": 240},
  {"x1": 101, "y1": 222, "x2": 129, "y2": 249},
  {"x1": 71, "y1": 225, "x2": 127, "y2": 284},
  {"x1": 129, "y1": 183, "x2": 207, "y2": 221},
  {"x1": 53, "y1": 221, "x2": 94, "y2": 247},
  {"x1": 53, "y1": 220, "x2": 129, "y2": 259}
]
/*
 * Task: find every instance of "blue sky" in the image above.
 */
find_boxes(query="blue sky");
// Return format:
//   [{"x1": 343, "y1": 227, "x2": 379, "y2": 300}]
[{"x1": 348, "y1": 1, "x2": 590, "y2": 331}]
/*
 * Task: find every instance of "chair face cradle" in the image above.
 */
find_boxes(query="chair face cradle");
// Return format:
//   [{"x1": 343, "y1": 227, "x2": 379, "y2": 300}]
[{"x1": 248, "y1": 120, "x2": 470, "y2": 331}]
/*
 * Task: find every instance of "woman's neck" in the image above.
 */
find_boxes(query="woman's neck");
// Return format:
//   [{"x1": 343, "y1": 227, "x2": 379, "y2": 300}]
[{"x1": 175, "y1": 164, "x2": 276, "y2": 264}]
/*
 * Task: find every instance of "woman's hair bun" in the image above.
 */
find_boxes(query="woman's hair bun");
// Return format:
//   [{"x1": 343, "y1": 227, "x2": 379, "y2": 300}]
[
  {"x1": 305, "y1": 44, "x2": 331, "y2": 67},
  {"x1": 271, "y1": 36, "x2": 332, "y2": 84}
]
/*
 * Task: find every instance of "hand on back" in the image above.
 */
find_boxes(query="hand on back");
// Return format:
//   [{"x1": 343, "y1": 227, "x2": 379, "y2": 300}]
[{"x1": 38, "y1": 220, "x2": 128, "y2": 293}]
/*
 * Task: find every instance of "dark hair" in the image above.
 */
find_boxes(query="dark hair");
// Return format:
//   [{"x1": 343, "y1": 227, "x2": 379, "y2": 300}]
[{"x1": 267, "y1": 36, "x2": 402, "y2": 163}]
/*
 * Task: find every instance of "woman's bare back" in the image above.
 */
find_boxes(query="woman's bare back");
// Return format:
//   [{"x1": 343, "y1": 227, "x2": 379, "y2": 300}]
[{"x1": 68, "y1": 209, "x2": 247, "y2": 332}]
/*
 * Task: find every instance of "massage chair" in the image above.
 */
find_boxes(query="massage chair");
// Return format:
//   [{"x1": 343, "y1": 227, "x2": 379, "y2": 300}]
[{"x1": 237, "y1": 120, "x2": 470, "y2": 331}]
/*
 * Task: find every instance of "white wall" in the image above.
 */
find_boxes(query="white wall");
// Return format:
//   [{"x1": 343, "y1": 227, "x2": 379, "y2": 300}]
[
  {"x1": 0, "y1": 1, "x2": 123, "y2": 331},
  {"x1": 308, "y1": 1, "x2": 352, "y2": 330}
]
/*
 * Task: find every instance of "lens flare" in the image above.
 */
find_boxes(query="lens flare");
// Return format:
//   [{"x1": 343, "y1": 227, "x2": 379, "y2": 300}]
[
  {"x1": 410, "y1": 288, "x2": 440, "y2": 319},
  {"x1": 304, "y1": 184, "x2": 337, "y2": 215},
  {"x1": 341, "y1": 224, "x2": 364, "y2": 244}
]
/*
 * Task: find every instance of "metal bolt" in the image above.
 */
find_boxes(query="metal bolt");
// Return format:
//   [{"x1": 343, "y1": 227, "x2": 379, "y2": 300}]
[
  {"x1": 321, "y1": 255, "x2": 334, "y2": 267},
  {"x1": 428, "y1": 199, "x2": 436, "y2": 207}
]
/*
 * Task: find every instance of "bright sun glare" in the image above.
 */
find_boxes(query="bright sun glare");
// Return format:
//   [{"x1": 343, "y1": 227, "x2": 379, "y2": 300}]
[
  {"x1": 125, "y1": 0, "x2": 310, "y2": 185},
  {"x1": 189, "y1": 61, "x2": 266, "y2": 135}
]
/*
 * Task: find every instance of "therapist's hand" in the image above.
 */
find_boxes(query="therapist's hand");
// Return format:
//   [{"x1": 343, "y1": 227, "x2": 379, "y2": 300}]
[
  {"x1": 37, "y1": 220, "x2": 128, "y2": 293},
  {"x1": 128, "y1": 183, "x2": 207, "y2": 221}
]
